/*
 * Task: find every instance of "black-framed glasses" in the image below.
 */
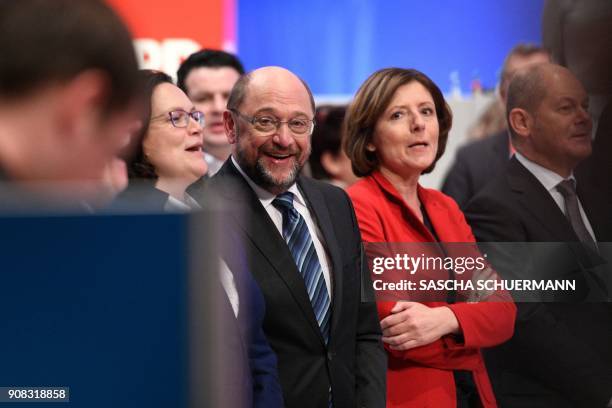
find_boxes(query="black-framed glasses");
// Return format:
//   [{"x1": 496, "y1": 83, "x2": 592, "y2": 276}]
[
  {"x1": 229, "y1": 109, "x2": 315, "y2": 136},
  {"x1": 152, "y1": 110, "x2": 205, "y2": 128}
]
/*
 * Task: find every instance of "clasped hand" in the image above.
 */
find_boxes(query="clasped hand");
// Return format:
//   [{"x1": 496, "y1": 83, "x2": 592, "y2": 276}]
[{"x1": 380, "y1": 302, "x2": 460, "y2": 350}]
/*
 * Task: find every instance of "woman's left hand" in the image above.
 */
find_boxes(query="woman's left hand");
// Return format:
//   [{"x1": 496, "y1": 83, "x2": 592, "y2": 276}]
[{"x1": 380, "y1": 302, "x2": 461, "y2": 350}]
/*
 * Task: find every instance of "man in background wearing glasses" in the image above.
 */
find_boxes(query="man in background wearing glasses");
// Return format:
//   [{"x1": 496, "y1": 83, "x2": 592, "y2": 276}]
[{"x1": 203, "y1": 66, "x2": 386, "y2": 408}]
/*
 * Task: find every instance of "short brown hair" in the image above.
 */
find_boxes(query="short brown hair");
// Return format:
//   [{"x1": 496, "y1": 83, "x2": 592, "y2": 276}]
[
  {"x1": 505, "y1": 63, "x2": 551, "y2": 142},
  {"x1": 0, "y1": 0, "x2": 139, "y2": 114},
  {"x1": 344, "y1": 67, "x2": 452, "y2": 176}
]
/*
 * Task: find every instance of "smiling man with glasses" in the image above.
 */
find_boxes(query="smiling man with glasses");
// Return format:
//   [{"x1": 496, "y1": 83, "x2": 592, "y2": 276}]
[
  {"x1": 202, "y1": 66, "x2": 386, "y2": 408},
  {"x1": 228, "y1": 108, "x2": 315, "y2": 137},
  {"x1": 222, "y1": 69, "x2": 317, "y2": 194}
]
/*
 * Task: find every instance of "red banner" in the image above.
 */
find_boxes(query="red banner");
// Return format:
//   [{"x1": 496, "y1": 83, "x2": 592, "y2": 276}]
[{"x1": 107, "y1": 0, "x2": 235, "y2": 76}]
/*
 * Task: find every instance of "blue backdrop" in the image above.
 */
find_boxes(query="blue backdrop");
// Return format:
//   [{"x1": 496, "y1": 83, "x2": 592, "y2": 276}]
[{"x1": 238, "y1": 0, "x2": 544, "y2": 96}]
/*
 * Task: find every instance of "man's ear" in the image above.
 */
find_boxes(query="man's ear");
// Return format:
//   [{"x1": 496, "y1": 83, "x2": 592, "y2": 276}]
[
  {"x1": 55, "y1": 70, "x2": 110, "y2": 142},
  {"x1": 508, "y1": 108, "x2": 532, "y2": 141},
  {"x1": 224, "y1": 110, "x2": 238, "y2": 144}
]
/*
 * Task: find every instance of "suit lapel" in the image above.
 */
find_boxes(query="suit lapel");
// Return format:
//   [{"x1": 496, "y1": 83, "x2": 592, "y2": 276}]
[
  {"x1": 507, "y1": 157, "x2": 578, "y2": 242},
  {"x1": 507, "y1": 157, "x2": 608, "y2": 294},
  {"x1": 211, "y1": 161, "x2": 325, "y2": 344},
  {"x1": 298, "y1": 177, "x2": 343, "y2": 342}
]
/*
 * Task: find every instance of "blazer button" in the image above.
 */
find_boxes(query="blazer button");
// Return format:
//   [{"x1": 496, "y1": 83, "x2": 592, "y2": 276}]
[{"x1": 327, "y1": 351, "x2": 335, "y2": 361}]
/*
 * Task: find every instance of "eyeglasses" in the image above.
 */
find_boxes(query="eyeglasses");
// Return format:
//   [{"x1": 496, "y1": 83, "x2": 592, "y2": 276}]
[
  {"x1": 151, "y1": 110, "x2": 205, "y2": 128},
  {"x1": 230, "y1": 109, "x2": 315, "y2": 136}
]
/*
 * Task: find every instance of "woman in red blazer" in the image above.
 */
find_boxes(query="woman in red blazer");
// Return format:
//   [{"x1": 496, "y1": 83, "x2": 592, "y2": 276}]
[{"x1": 344, "y1": 68, "x2": 516, "y2": 408}]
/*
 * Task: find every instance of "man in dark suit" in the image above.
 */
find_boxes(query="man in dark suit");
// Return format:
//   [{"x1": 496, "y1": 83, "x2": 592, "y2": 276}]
[
  {"x1": 442, "y1": 44, "x2": 549, "y2": 209},
  {"x1": 465, "y1": 63, "x2": 612, "y2": 407},
  {"x1": 204, "y1": 66, "x2": 386, "y2": 408}
]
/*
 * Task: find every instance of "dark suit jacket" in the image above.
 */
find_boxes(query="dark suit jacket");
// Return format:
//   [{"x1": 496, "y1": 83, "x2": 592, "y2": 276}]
[
  {"x1": 464, "y1": 157, "x2": 612, "y2": 407},
  {"x1": 441, "y1": 131, "x2": 509, "y2": 209},
  {"x1": 186, "y1": 175, "x2": 208, "y2": 204},
  {"x1": 204, "y1": 159, "x2": 386, "y2": 408},
  {"x1": 112, "y1": 182, "x2": 170, "y2": 212}
]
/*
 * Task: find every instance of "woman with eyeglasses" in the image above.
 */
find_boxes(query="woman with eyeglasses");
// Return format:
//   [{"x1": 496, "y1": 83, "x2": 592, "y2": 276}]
[
  {"x1": 121, "y1": 70, "x2": 207, "y2": 211},
  {"x1": 344, "y1": 68, "x2": 516, "y2": 407}
]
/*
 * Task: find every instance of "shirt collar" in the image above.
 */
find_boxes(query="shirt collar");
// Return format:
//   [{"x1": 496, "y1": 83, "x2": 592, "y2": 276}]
[
  {"x1": 230, "y1": 155, "x2": 303, "y2": 208},
  {"x1": 514, "y1": 152, "x2": 575, "y2": 192}
]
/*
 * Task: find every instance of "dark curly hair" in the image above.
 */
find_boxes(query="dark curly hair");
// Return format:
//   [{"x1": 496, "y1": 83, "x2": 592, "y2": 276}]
[{"x1": 176, "y1": 49, "x2": 245, "y2": 93}]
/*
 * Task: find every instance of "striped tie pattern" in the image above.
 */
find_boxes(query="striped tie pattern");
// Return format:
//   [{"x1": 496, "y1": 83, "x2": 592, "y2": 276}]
[{"x1": 273, "y1": 192, "x2": 331, "y2": 344}]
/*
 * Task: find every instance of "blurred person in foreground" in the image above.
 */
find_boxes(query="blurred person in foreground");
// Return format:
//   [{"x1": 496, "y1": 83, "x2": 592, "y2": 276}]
[
  {"x1": 543, "y1": 0, "x2": 612, "y2": 239},
  {"x1": 442, "y1": 44, "x2": 550, "y2": 209},
  {"x1": 345, "y1": 67, "x2": 516, "y2": 408},
  {"x1": 0, "y1": 0, "x2": 141, "y2": 208},
  {"x1": 204, "y1": 66, "x2": 386, "y2": 407},
  {"x1": 465, "y1": 63, "x2": 612, "y2": 407},
  {"x1": 120, "y1": 70, "x2": 207, "y2": 211},
  {"x1": 177, "y1": 49, "x2": 245, "y2": 176},
  {"x1": 308, "y1": 105, "x2": 359, "y2": 189}
]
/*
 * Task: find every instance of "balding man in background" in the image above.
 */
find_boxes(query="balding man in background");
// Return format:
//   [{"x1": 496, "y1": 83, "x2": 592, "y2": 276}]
[
  {"x1": 465, "y1": 63, "x2": 612, "y2": 407},
  {"x1": 203, "y1": 66, "x2": 386, "y2": 408},
  {"x1": 442, "y1": 44, "x2": 549, "y2": 209}
]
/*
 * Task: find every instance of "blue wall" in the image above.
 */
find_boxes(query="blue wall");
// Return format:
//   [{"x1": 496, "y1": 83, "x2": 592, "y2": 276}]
[{"x1": 238, "y1": 0, "x2": 544, "y2": 96}]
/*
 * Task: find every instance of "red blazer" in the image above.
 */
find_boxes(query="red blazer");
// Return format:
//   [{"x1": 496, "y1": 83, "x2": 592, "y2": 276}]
[{"x1": 347, "y1": 171, "x2": 516, "y2": 408}]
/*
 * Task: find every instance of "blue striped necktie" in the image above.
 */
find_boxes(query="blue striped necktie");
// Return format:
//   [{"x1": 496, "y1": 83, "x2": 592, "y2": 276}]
[{"x1": 272, "y1": 192, "x2": 331, "y2": 344}]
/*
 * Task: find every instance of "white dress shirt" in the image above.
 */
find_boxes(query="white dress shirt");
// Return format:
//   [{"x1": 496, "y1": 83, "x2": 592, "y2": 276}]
[
  {"x1": 515, "y1": 152, "x2": 596, "y2": 241},
  {"x1": 231, "y1": 155, "x2": 333, "y2": 298},
  {"x1": 219, "y1": 259, "x2": 239, "y2": 316}
]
